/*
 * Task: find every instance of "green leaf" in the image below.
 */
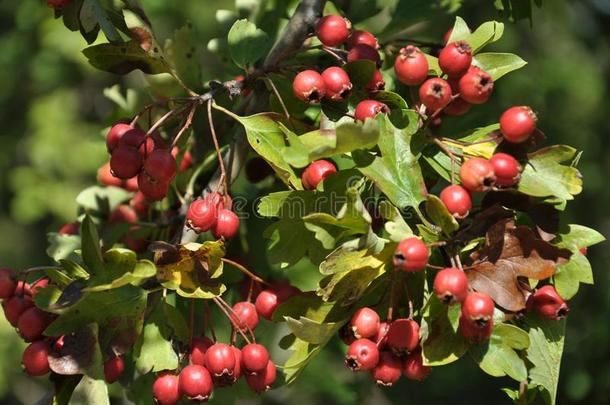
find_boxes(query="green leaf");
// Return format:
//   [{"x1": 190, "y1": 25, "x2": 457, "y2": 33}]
[
  {"x1": 554, "y1": 251, "x2": 592, "y2": 300},
  {"x1": 447, "y1": 16, "x2": 471, "y2": 43},
  {"x1": 82, "y1": 40, "x2": 170, "y2": 75},
  {"x1": 450, "y1": 18, "x2": 505, "y2": 54},
  {"x1": 319, "y1": 247, "x2": 385, "y2": 276},
  {"x1": 68, "y1": 375, "x2": 109, "y2": 405},
  {"x1": 425, "y1": 195, "x2": 459, "y2": 236},
  {"x1": 164, "y1": 24, "x2": 202, "y2": 90},
  {"x1": 52, "y1": 375, "x2": 83, "y2": 405},
  {"x1": 80, "y1": 0, "x2": 122, "y2": 43},
  {"x1": 424, "y1": 54, "x2": 442, "y2": 77},
  {"x1": 379, "y1": 200, "x2": 413, "y2": 242},
  {"x1": 421, "y1": 298, "x2": 469, "y2": 366},
  {"x1": 76, "y1": 186, "x2": 132, "y2": 214},
  {"x1": 81, "y1": 216, "x2": 104, "y2": 275},
  {"x1": 285, "y1": 316, "x2": 343, "y2": 345},
  {"x1": 473, "y1": 52, "x2": 527, "y2": 80},
  {"x1": 86, "y1": 249, "x2": 156, "y2": 292},
  {"x1": 555, "y1": 224, "x2": 605, "y2": 250},
  {"x1": 372, "y1": 91, "x2": 408, "y2": 110},
  {"x1": 343, "y1": 60, "x2": 376, "y2": 87},
  {"x1": 47, "y1": 234, "x2": 81, "y2": 263},
  {"x1": 227, "y1": 19, "x2": 270, "y2": 69},
  {"x1": 273, "y1": 293, "x2": 345, "y2": 323}
]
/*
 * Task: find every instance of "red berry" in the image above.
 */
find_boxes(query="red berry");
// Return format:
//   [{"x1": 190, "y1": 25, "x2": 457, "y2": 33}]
[
  {"x1": 110, "y1": 146, "x2": 143, "y2": 179},
  {"x1": 386, "y1": 319, "x2": 420, "y2": 354},
  {"x1": 47, "y1": 0, "x2": 71, "y2": 7},
  {"x1": 439, "y1": 41, "x2": 472, "y2": 78},
  {"x1": 22, "y1": 341, "x2": 50, "y2": 376},
  {"x1": 241, "y1": 343, "x2": 270, "y2": 374},
  {"x1": 347, "y1": 44, "x2": 381, "y2": 67},
  {"x1": 292, "y1": 70, "x2": 326, "y2": 103},
  {"x1": 375, "y1": 322, "x2": 390, "y2": 349},
  {"x1": 442, "y1": 28, "x2": 454, "y2": 44},
  {"x1": 419, "y1": 78, "x2": 452, "y2": 111},
  {"x1": 30, "y1": 278, "x2": 50, "y2": 298},
  {"x1": 152, "y1": 372, "x2": 181, "y2": 405},
  {"x1": 402, "y1": 347, "x2": 431, "y2": 381},
  {"x1": 230, "y1": 301, "x2": 259, "y2": 332},
  {"x1": 490, "y1": 153, "x2": 521, "y2": 186},
  {"x1": 3, "y1": 295, "x2": 33, "y2": 326},
  {"x1": 316, "y1": 15, "x2": 351, "y2": 47},
  {"x1": 444, "y1": 97, "x2": 471, "y2": 116},
  {"x1": 231, "y1": 345, "x2": 242, "y2": 381},
  {"x1": 205, "y1": 343, "x2": 236, "y2": 378},
  {"x1": 245, "y1": 360, "x2": 276, "y2": 393},
  {"x1": 17, "y1": 307, "x2": 54, "y2": 342},
  {"x1": 393, "y1": 237, "x2": 429, "y2": 272},
  {"x1": 58, "y1": 222, "x2": 80, "y2": 236},
  {"x1": 97, "y1": 162, "x2": 124, "y2": 187},
  {"x1": 273, "y1": 282, "x2": 301, "y2": 302},
  {"x1": 173, "y1": 148, "x2": 193, "y2": 172},
  {"x1": 104, "y1": 355, "x2": 125, "y2": 383},
  {"x1": 190, "y1": 336, "x2": 213, "y2": 366},
  {"x1": 321, "y1": 67, "x2": 352, "y2": 101},
  {"x1": 354, "y1": 100, "x2": 389, "y2": 122},
  {"x1": 499, "y1": 106, "x2": 537, "y2": 143},
  {"x1": 394, "y1": 45, "x2": 429, "y2": 86},
  {"x1": 458, "y1": 68, "x2": 494, "y2": 104},
  {"x1": 459, "y1": 157, "x2": 496, "y2": 192},
  {"x1": 255, "y1": 290, "x2": 279, "y2": 320},
  {"x1": 301, "y1": 160, "x2": 337, "y2": 190},
  {"x1": 143, "y1": 150, "x2": 177, "y2": 183},
  {"x1": 350, "y1": 307, "x2": 380, "y2": 339},
  {"x1": 0, "y1": 269, "x2": 16, "y2": 299},
  {"x1": 118, "y1": 128, "x2": 146, "y2": 149},
  {"x1": 186, "y1": 198, "x2": 218, "y2": 232},
  {"x1": 109, "y1": 204, "x2": 138, "y2": 225},
  {"x1": 371, "y1": 351, "x2": 402, "y2": 387},
  {"x1": 130, "y1": 192, "x2": 149, "y2": 216},
  {"x1": 439, "y1": 185, "x2": 472, "y2": 219},
  {"x1": 212, "y1": 209, "x2": 240, "y2": 239},
  {"x1": 461, "y1": 292, "x2": 495, "y2": 327},
  {"x1": 137, "y1": 172, "x2": 169, "y2": 201},
  {"x1": 15, "y1": 280, "x2": 31, "y2": 296},
  {"x1": 459, "y1": 315, "x2": 493, "y2": 343},
  {"x1": 106, "y1": 122, "x2": 134, "y2": 152},
  {"x1": 178, "y1": 364, "x2": 213, "y2": 401},
  {"x1": 433, "y1": 268, "x2": 469, "y2": 305},
  {"x1": 365, "y1": 69, "x2": 385, "y2": 92},
  {"x1": 345, "y1": 338, "x2": 380, "y2": 371},
  {"x1": 526, "y1": 285, "x2": 569, "y2": 320},
  {"x1": 348, "y1": 30, "x2": 379, "y2": 50}
]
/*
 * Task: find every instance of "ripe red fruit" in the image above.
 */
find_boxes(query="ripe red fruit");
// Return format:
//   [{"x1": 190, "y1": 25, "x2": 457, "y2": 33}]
[
  {"x1": 394, "y1": 45, "x2": 429, "y2": 86},
  {"x1": 15, "y1": 280, "x2": 31, "y2": 296},
  {"x1": 106, "y1": 122, "x2": 134, "y2": 152},
  {"x1": 386, "y1": 319, "x2": 420, "y2": 354},
  {"x1": 104, "y1": 355, "x2": 125, "y2": 383},
  {"x1": 345, "y1": 338, "x2": 380, "y2": 371},
  {"x1": 348, "y1": 30, "x2": 379, "y2": 50},
  {"x1": 178, "y1": 364, "x2": 213, "y2": 401},
  {"x1": 97, "y1": 162, "x2": 124, "y2": 187},
  {"x1": 375, "y1": 322, "x2": 390, "y2": 349},
  {"x1": 365, "y1": 69, "x2": 385, "y2": 92},
  {"x1": 241, "y1": 343, "x2": 270, "y2": 374},
  {"x1": 347, "y1": 44, "x2": 381, "y2": 67},
  {"x1": 292, "y1": 70, "x2": 326, "y2": 103},
  {"x1": 316, "y1": 15, "x2": 350, "y2": 47},
  {"x1": 461, "y1": 292, "x2": 495, "y2": 327},
  {"x1": 458, "y1": 68, "x2": 494, "y2": 104},
  {"x1": 186, "y1": 198, "x2": 218, "y2": 232},
  {"x1": 393, "y1": 237, "x2": 429, "y2": 272},
  {"x1": 190, "y1": 336, "x2": 214, "y2": 366},
  {"x1": 130, "y1": 192, "x2": 149, "y2": 216},
  {"x1": 47, "y1": 0, "x2": 71, "y2": 7},
  {"x1": 419, "y1": 78, "x2": 452, "y2": 111},
  {"x1": 321, "y1": 67, "x2": 352, "y2": 101},
  {"x1": 402, "y1": 347, "x2": 431, "y2": 381},
  {"x1": 433, "y1": 268, "x2": 469, "y2": 305},
  {"x1": 58, "y1": 222, "x2": 80, "y2": 235},
  {"x1": 459, "y1": 315, "x2": 493, "y2": 343},
  {"x1": 526, "y1": 285, "x2": 569, "y2": 320},
  {"x1": 110, "y1": 146, "x2": 143, "y2": 179},
  {"x1": 172, "y1": 147, "x2": 193, "y2": 172},
  {"x1": 301, "y1": 160, "x2": 337, "y2": 190},
  {"x1": 109, "y1": 204, "x2": 138, "y2": 225},
  {"x1": 459, "y1": 157, "x2": 496, "y2": 192},
  {"x1": 230, "y1": 301, "x2": 259, "y2": 332},
  {"x1": 255, "y1": 290, "x2": 279, "y2": 320},
  {"x1": 499, "y1": 106, "x2": 538, "y2": 143},
  {"x1": 30, "y1": 278, "x2": 50, "y2": 298},
  {"x1": 444, "y1": 97, "x2": 471, "y2": 116},
  {"x1": 245, "y1": 360, "x2": 276, "y2": 393},
  {"x1": 439, "y1": 185, "x2": 472, "y2": 219},
  {"x1": 443, "y1": 28, "x2": 454, "y2": 44},
  {"x1": 0, "y1": 268, "x2": 16, "y2": 299},
  {"x1": 350, "y1": 307, "x2": 380, "y2": 339},
  {"x1": 205, "y1": 343, "x2": 236, "y2": 377},
  {"x1": 439, "y1": 41, "x2": 473, "y2": 78},
  {"x1": 3, "y1": 295, "x2": 33, "y2": 326},
  {"x1": 118, "y1": 128, "x2": 146, "y2": 150},
  {"x1": 371, "y1": 351, "x2": 402, "y2": 387},
  {"x1": 212, "y1": 209, "x2": 240, "y2": 239},
  {"x1": 490, "y1": 153, "x2": 521, "y2": 186},
  {"x1": 152, "y1": 372, "x2": 181, "y2": 405},
  {"x1": 137, "y1": 172, "x2": 169, "y2": 201},
  {"x1": 143, "y1": 150, "x2": 177, "y2": 183},
  {"x1": 22, "y1": 341, "x2": 50, "y2": 376},
  {"x1": 354, "y1": 100, "x2": 389, "y2": 122},
  {"x1": 231, "y1": 345, "x2": 242, "y2": 381},
  {"x1": 17, "y1": 307, "x2": 53, "y2": 342}
]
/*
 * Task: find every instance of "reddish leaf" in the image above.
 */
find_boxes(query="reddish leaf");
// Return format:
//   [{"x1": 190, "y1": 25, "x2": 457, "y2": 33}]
[{"x1": 48, "y1": 327, "x2": 97, "y2": 375}]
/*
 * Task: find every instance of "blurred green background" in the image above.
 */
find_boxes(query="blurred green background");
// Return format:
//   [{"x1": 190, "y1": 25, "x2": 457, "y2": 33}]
[{"x1": 0, "y1": 0, "x2": 609, "y2": 404}]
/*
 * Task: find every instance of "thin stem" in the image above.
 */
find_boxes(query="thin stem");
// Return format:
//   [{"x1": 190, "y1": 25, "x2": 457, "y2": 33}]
[
  {"x1": 322, "y1": 46, "x2": 346, "y2": 64},
  {"x1": 432, "y1": 137, "x2": 459, "y2": 184},
  {"x1": 212, "y1": 297, "x2": 253, "y2": 344},
  {"x1": 207, "y1": 100, "x2": 229, "y2": 194},
  {"x1": 221, "y1": 258, "x2": 270, "y2": 286},
  {"x1": 204, "y1": 301, "x2": 217, "y2": 342},
  {"x1": 265, "y1": 77, "x2": 290, "y2": 120},
  {"x1": 185, "y1": 147, "x2": 229, "y2": 198},
  {"x1": 172, "y1": 104, "x2": 197, "y2": 148},
  {"x1": 454, "y1": 254, "x2": 464, "y2": 271},
  {"x1": 247, "y1": 279, "x2": 255, "y2": 303},
  {"x1": 146, "y1": 109, "x2": 177, "y2": 137}
]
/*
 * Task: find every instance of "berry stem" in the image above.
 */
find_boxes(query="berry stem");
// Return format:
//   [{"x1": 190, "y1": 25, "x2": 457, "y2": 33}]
[
  {"x1": 171, "y1": 104, "x2": 197, "y2": 148},
  {"x1": 204, "y1": 301, "x2": 217, "y2": 342},
  {"x1": 432, "y1": 137, "x2": 459, "y2": 184},
  {"x1": 221, "y1": 258, "x2": 271, "y2": 286},
  {"x1": 207, "y1": 99, "x2": 229, "y2": 195},
  {"x1": 321, "y1": 46, "x2": 347, "y2": 64},
  {"x1": 264, "y1": 77, "x2": 290, "y2": 120},
  {"x1": 212, "y1": 296, "x2": 254, "y2": 344}
]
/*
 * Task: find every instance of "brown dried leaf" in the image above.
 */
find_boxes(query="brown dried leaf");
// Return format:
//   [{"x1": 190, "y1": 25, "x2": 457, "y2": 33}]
[{"x1": 48, "y1": 327, "x2": 97, "y2": 375}]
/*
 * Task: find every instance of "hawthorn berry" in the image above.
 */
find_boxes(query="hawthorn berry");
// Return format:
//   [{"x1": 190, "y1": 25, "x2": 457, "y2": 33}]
[
  {"x1": 241, "y1": 343, "x2": 270, "y2": 374},
  {"x1": 439, "y1": 185, "x2": 472, "y2": 219},
  {"x1": 490, "y1": 153, "x2": 521, "y2": 186},
  {"x1": 459, "y1": 157, "x2": 496, "y2": 192},
  {"x1": 347, "y1": 44, "x2": 381, "y2": 67},
  {"x1": 130, "y1": 192, "x2": 149, "y2": 216},
  {"x1": 393, "y1": 237, "x2": 429, "y2": 272},
  {"x1": 231, "y1": 345, "x2": 243, "y2": 381},
  {"x1": 15, "y1": 280, "x2": 31, "y2": 296},
  {"x1": 371, "y1": 351, "x2": 402, "y2": 387},
  {"x1": 58, "y1": 222, "x2": 80, "y2": 235},
  {"x1": 394, "y1": 45, "x2": 429, "y2": 86},
  {"x1": 3, "y1": 295, "x2": 33, "y2": 327},
  {"x1": 350, "y1": 307, "x2": 380, "y2": 339},
  {"x1": 172, "y1": 147, "x2": 193, "y2": 172},
  {"x1": 22, "y1": 340, "x2": 50, "y2": 376},
  {"x1": 444, "y1": 97, "x2": 471, "y2": 116},
  {"x1": 104, "y1": 355, "x2": 125, "y2": 384},
  {"x1": 419, "y1": 78, "x2": 452, "y2": 111},
  {"x1": 348, "y1": 30, "x2": 379, "y2": 49},
  {"x1": 499, "y1": 106, "x2": 537, "y2": 143},
  {"x1": 255, "y1": 290, "x2": 279, "y2": 320},
  {"x1": 321, "y1": 67, "x2": 353, "y2": 101},
  {"x1": 375, "y1": 321, "x2": 390, "y2": 349},
  {"x1": 365, "y1": 69, "x2": 385, "y2": 92},
  {"x1": 0, "y1": 268, "x2": 16, "y2": 299},
  {"x1": 245, "y1": 360, "x2": 276, "y2": 393},
  {"x1": 205, "y1": 343, "x2": 236, "y2": 378},
  {"x1": 152, "y1": 372, "x2": 181, "y2": 405},
  {"x1": 190, "y1": 336, "x2": 214, "y2": 366},
  {"x1": 17, "y1": 307, "x2": 53, "y2": 342},
  {"x1": 433, "y1": 268, "x2": 469, "y2": 305},
  {"x1": 301, "y1": 160, "x2": 337, "y2": 190},
  {"x1": 292, "y1": 70, "x2": 326, "y2": 103},
  {"x1": 110, "y1": 146, "x2": 143, "y2": 179},
  {"x1": 438, "y1": 41, "x2": 473, "y2": 78},
  {"x1": 137, "y1": 172, "x2": 169, "y2": 201},
  {"x1": 458, "y1": 315, "x2": 493, "y2": 343},
  {"x1": 345, "y1": 338, "x2": 380, "y2": 371},
  {"x1": 212, "y1": 209, "x2": 240, "y2": 239},
  {"x1": 461, "y1": 292, "x2": 495, "y2": 327},
  {"x1": 186, "y1": 198, "x2": 218, "y2": 232},
  {"x1": 106, "y1": 122, "x2": 135, "y2": 152},
  {"x1": 97, "y1": 162, "x2": 124, "y2": 187},
  {"x1": 108, "y1": 204, "x2": 138, "y2": 225},
  {"x1": 178, "y1": 364, "x2": 213, "y2": 401},
  {"x1": 30, "y1": 278, "x2": 50, "y2": 298},
  {"x1": 316, "y1": 15, "x2": 351, "y2": 47},
  {"x1": 526, "y1": 285, "x2": 569, "y2": 320},
  {"x1": 143, "y1": 150, "x2": 177, "y2": 183},
  {"x1": 354, "y1": 100, "x2": 389, "y2": 122},
  {"x1": 458, "y1": 67, "x2": 494, "y2": 104},
  {"x1": 117, "y1": 128, "x2": 146, "y2": 150},
  {"x1": 442, "y1": 28, "x2": 454, "y2": 44},
  {"x1": 231, "y1": 301, "x2": 259, "y2": 332},
  {"x1": 386, "y1": 319, "x2": 420, "y2": 354},
  {"x1": 402, "y1": 347, "x2": 431, "y2": 381}
]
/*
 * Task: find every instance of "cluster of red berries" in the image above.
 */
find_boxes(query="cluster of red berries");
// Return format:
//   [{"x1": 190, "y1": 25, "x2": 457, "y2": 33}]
[{"x1": 186, "y1": 192, "x2": 240, "y2": 240}]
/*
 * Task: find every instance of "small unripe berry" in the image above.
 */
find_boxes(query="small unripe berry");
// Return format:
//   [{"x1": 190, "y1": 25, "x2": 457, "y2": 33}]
[
  {"x1": 255, "y1": 290, "x2": 279, "y2": 320},
  {"x1": 301, "y1": 160, "x2": 337, "y2": 190},
  {"x1": 110, "y1": 147, "x2": 143, "y2": 179},
  {"x1": 499, "y1": 106, "x2": 537, "y2": 143},
  {"x1": 439, "y1": 185, "x2": 472, "y2": 219},
  {"x1": 245, "y1": 360, "x2": 276, "y2": 393},
  {"x1": 152, "y1": 372, "x2": 180, "y2": 405},
  {"x1": 458, "y1": 67, "x2": 494, "y2": 104},
  {"x1": 433, "y1": 268, "x2": 469, "y2": 305},
  {"x1": 316, "y1": 15, "x2": 351, "y2": 47},
  {"x1": 143, "y1": 150, "x2": 177, "y2": 183},
  {"x1": 0, "y1": 268, "x2": 16, "y2": 299},
  {"x1": 241, "y1": 343, "x2": 270, "y2": 374},
  {"x1": 526, "y1": 285, "x2": 569, "y2": 320},
  {"x1": 230, "y1": 301, "x2": 259, "y2": 332},
  {"x1": 438, "y1": 41, "x2": 473, "y2": 78},
  {"x1": 365, "y1": 69, "x2": 385, "y2": 92},
  {"x1": 490, "y1": 153, "x2": 521, "y2": 186},
  {"x1": 186, "y1": 198, "x2": 218, "y2": 232},
  {"x1": 321, "y1": 67, "x2": 352, "y2": 101},
  {"x1": 461, "y1": 292, "x2": 495, "y2": 327},
  {"x1": 3, "y1": 295, "x2": 33, "y2": 326},
  {"x1": 58, "y1": 222, "x2": 80, "y2": 236},
  {"x1": 386, "y1": 318, "x2": 420, "y2": 355},
  {"x1": 393, "y1": 237, "x2": 429, "y2": 272},
  {"x1": 205, "y1": 343, "x2": 236, "y2": 378},
  {"x1": 350, "y1": 307, "x2": 380, "y2": 339},
  {"x1": 419, "y1": 78, "x2": 452, "y2": 111},
  {"x1": 212, "y1": 209, "x2": 240, "y2": 239},
  {"x1": 459, "y1": 157, "x2": 496, "y2": 192},
  {"x1": 402, "y1": 347, "x2": 431, "y2": 381},
  {"x1": 394, "y1": 46, "x2": 429, "y2": 86},
  {"x1": 371, "y1": 351, "x2": 402, "y2": 387},
  {"x1": 444, "y1": 97, "x2": 471, "y2": 116},
  {"x1": 178, "y1": 364, "x2": 213, "y2": 401},
  {"x1": 459, "y1": 315, "x2": 493, "y2": 343},
  {"x1": 347, "y1": 44, "x2": 381, "y2": 67},
  {"x1": 345, "y1": 338, "x2": 380, "y2": 371},
  {"x1": 17, "y1": 307, "x2": 54, "y2": 342},
  {"x1": 348, "y1": 30, "x2": 379, "y2": 50},
  {"x1": 190, "y1": 336, "x2": 213, "y2": 366},
  {"x1": 354, "y1": 100, "x2": 389, "y2": 122},
  {"x1": 22, "y1": 340, "x2": 50, "y2": 376},
  {"x1": 137, "y1": 172, "x2": 169, "y2": 201},
  {"x1": 104, "y1": 355, "x2": 125, "y2": 383},
  {"x1": 292, "y1": 70, "x2": 326, "y2": 103}
]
